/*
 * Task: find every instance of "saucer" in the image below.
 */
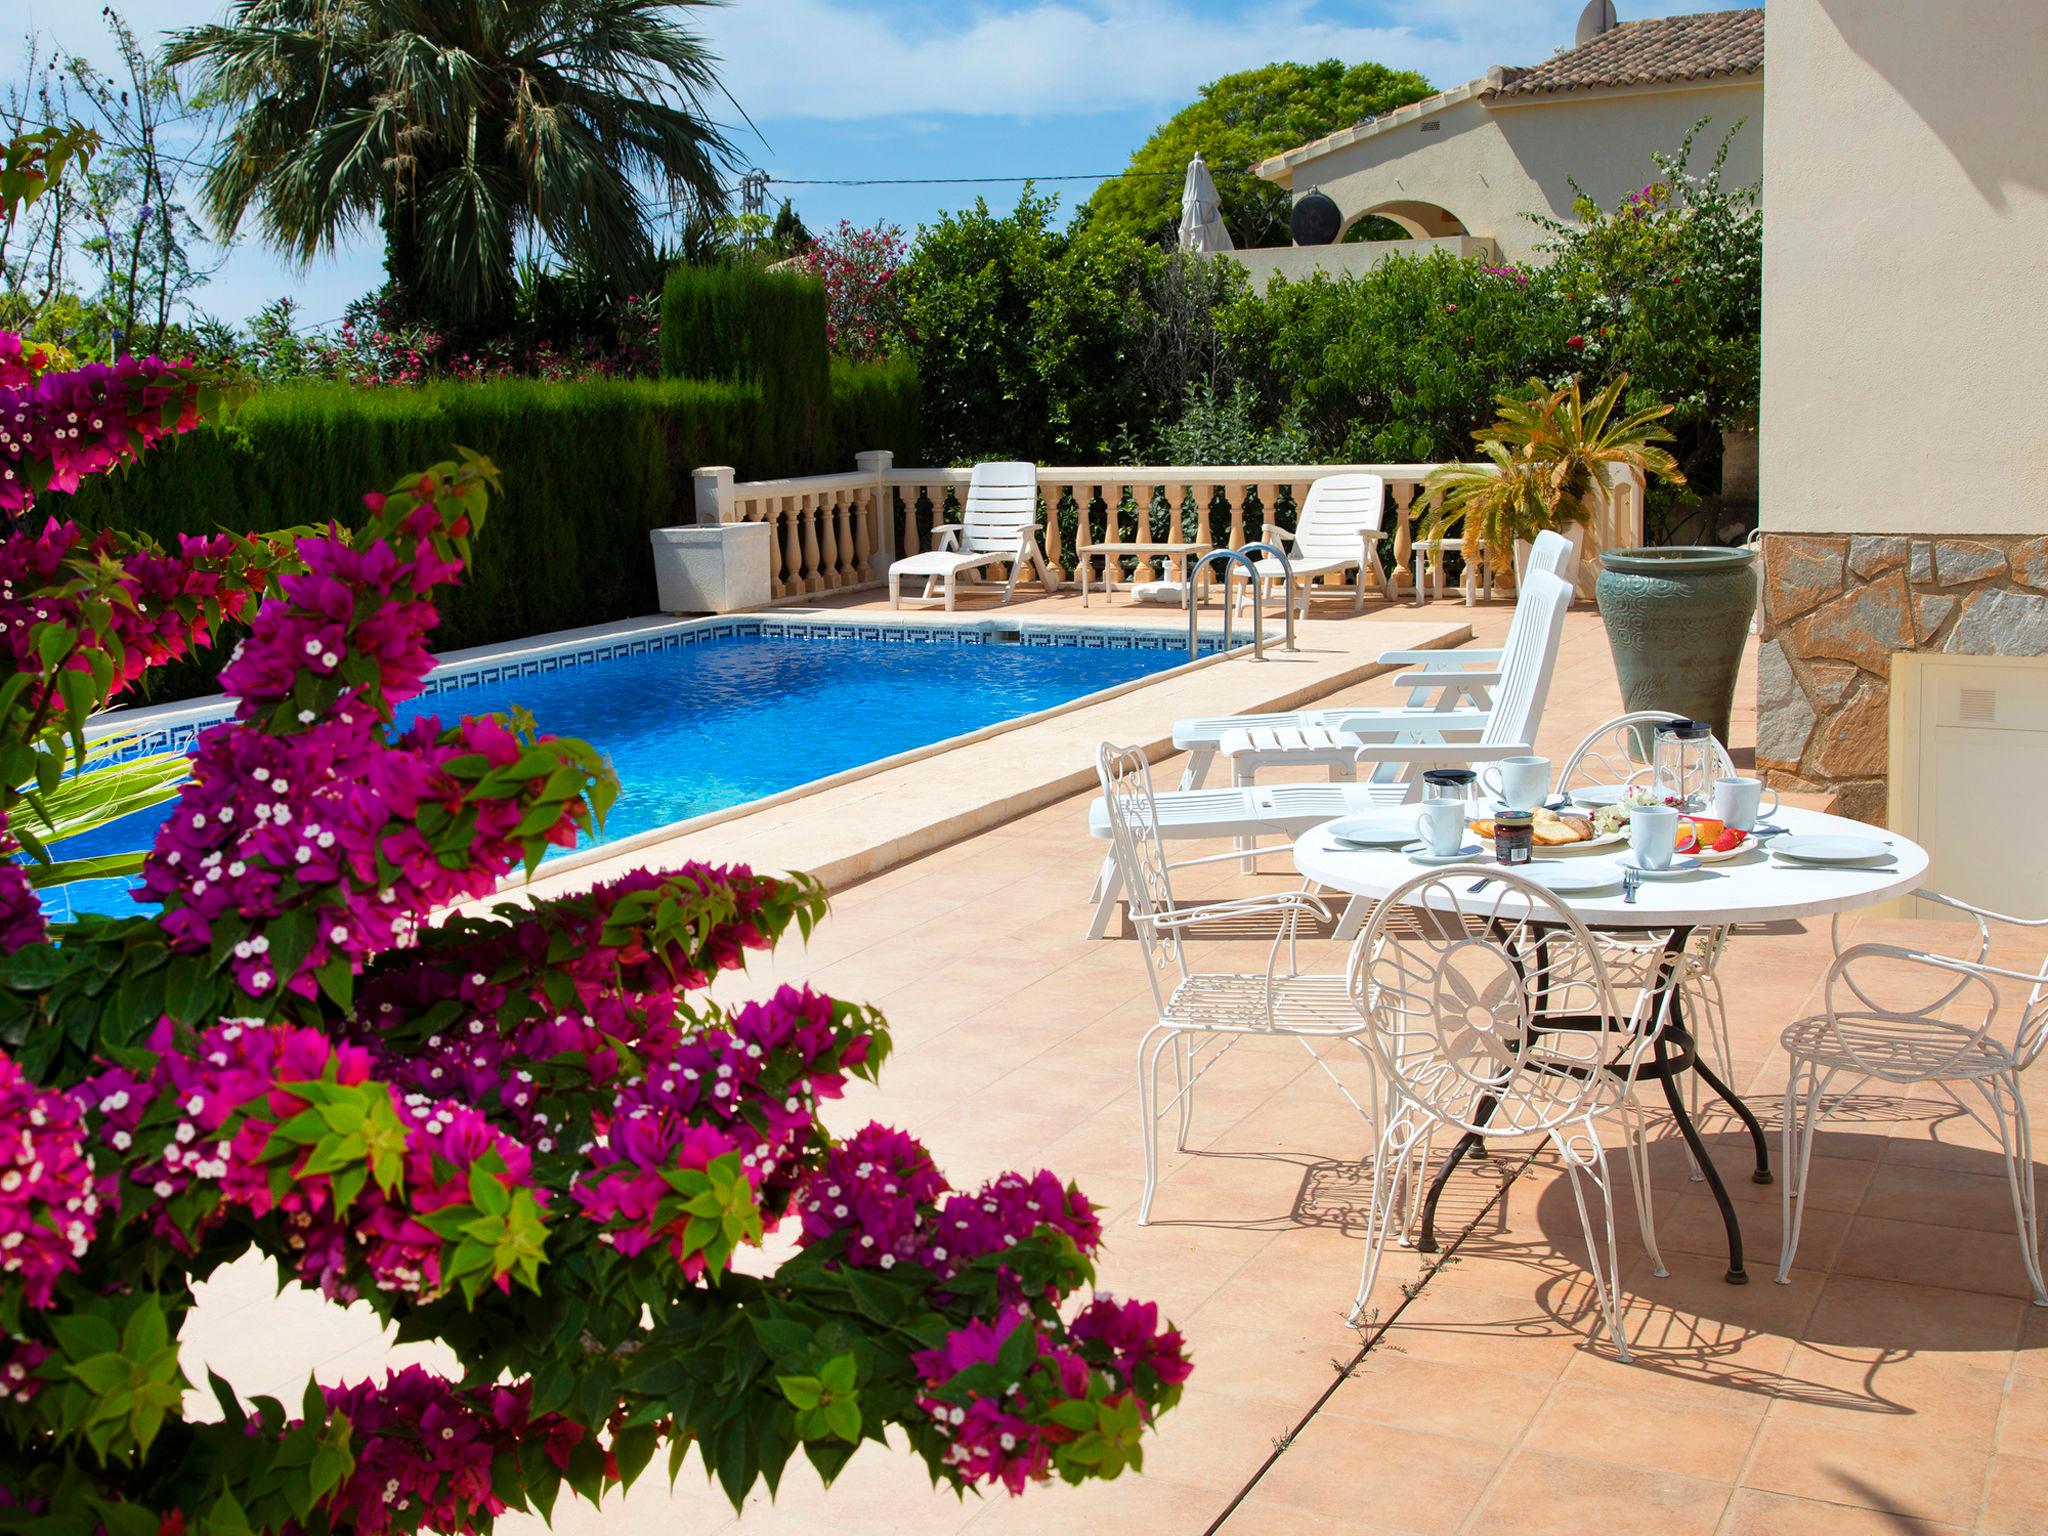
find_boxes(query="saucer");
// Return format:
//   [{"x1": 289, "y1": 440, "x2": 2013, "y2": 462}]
[
  {"x1": 1618, "y1": 852, "x2": 1702, "y2": 877},
  {"x1": 1405, "y1": 843, "x2": 1485, "y2": 865}
]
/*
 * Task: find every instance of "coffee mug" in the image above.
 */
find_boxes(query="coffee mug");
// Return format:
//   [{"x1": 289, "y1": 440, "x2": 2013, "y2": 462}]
[
  {"x1": 1480, "y1": 755, "x2": 1551, "y2": 811},
  {"x1": 1711, "y1": 776, "x2": 1780, "y2": 833},
  {"x1": 1414, "y1": 800, "x2": 1468, "y2": 857},
  {"x1": 1629, "y1": 804, "x2": 1680, "y2": 871}
]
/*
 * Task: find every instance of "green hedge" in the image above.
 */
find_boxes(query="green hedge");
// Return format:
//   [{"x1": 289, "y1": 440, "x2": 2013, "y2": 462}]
[
  {"x1": 661, "y1": 265, "x2": 831, "y2": 470},
  {"x1": 61, "y1": 362, "x2": 922, "y2": 699}
]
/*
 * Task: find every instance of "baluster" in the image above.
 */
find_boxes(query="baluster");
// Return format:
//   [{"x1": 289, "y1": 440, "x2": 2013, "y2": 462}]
[
  {"x1": 900, "y1": 484, "x2": 919, "y2": 560},
  {"x1": 798, "y1": 496, "x2": 824, "y2": 594},
  {"x1": 779, "y1": 499, "x2": 803, "y2": 600},
  {"x1": 818, "y1": 491, "x2": 841, "y2": 591},
  {"x1": 1395, "y1": 480, "x2": 1419, "y2": 605},
  {"x1": 1132, "y1": 483, "x2": 1158, "y2": 585},
  {"x1": 1041, "y1": 479, "x2": 1063, "y2": 577},
  {"x1": 1232, "y1": 484, "x2": 1253, "y2": 550},
  {"x1": 853, "y1": 486, "x2": 875, "y2": 583}
]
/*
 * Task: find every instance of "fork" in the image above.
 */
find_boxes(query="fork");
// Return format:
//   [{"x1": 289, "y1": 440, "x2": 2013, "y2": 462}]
[{"x1": 1622, "y1": 868, "x2": 1642, "y2": 905}]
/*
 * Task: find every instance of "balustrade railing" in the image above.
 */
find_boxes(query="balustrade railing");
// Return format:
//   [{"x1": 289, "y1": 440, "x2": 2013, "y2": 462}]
[{"x1": 689, "y1": 452, "x2": 1644, "y2": 607}]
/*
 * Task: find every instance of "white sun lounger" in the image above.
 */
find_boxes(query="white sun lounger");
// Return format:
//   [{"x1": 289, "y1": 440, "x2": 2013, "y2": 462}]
[
  {"x1": 888, "y1": 461, "x2": 1061, "y2": 610},
  {"x1": 1089, "y1": 570, "x2": 1575, "y2": 937},
  {"x1": 1230, "y1": 472, "x2": 1389, "y2": 616}
]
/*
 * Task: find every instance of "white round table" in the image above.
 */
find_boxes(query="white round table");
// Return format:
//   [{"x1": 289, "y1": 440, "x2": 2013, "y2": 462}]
[{"x1": 1292, "y1": 806, "x2": 1930, "y2": 1282}]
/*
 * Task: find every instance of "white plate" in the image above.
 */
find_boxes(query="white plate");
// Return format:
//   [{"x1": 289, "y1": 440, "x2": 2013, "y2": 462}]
[
  {"x1": 1771, "y1": 834, "x2": 1892, "y2": 865},
  {"x1": 1328, "y1": 813, "x2": 1423, "y2": 847},
  {"x1": 1512, "y1": 862, "x2": 1624, "y2": 894},
  {"x1": 1531, "y1": 827, "x2": 1628, "y2": 857},
  {"x1": 1405, "y1": 843, "x2": 1486, "y2": 865},
  {"x1": 1563, "y1": 784, "x2": 1633, "y2": 808},
  {"x1": 1692, "y1": 833, "x2": 1760, "y2": 863},
  {"x1": 1617, "y1": 852, "x2": 1703, "y2": 877}
]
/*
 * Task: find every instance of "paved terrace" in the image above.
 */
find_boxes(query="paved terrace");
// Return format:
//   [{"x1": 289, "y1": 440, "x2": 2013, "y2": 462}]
[{"x1": 183, "y1": 586, "x2": 2048, "y2": 1535}]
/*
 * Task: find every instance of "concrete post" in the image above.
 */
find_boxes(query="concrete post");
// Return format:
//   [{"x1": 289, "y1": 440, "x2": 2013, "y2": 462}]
[
  {"x1": 855, "y1": 449, "x2": 895, "y2": 562},
  {"x1": 692, "y1": 465, "x2": 735, "y2": 526}
]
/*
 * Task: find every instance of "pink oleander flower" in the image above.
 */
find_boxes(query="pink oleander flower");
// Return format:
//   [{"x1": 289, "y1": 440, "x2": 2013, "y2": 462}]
[{"x1": 0, "y1": 1051, "x2": 97, "y2": 1307}]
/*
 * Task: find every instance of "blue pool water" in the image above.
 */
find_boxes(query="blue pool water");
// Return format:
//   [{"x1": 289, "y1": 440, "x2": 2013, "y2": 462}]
[{"x1": 40, "y1": 619, "x2": 1211, "y2": 921}]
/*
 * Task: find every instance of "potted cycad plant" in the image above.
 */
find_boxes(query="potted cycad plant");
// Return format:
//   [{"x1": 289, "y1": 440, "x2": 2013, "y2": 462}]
[{"x1": 1418, "y1": 372, "x2": 1685, "y2": 595}]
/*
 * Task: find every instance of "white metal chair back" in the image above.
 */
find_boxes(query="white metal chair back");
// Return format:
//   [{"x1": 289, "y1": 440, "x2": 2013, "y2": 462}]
[
  {"x1": 1096, "y1": 741, "x2": 1191, "y2": 1013},
  {"x1": 958, "y1": 461, "x2": 1042, "y2": 557},
  {"x1": 1559, "y1": 711, "x2": 1737, "y2": 798},
  {"x1": 1348, "y1": 867, "x2": 1635, "y2": 1138},
  {"x1": 1481, "y1": 568, "x2": 1572, "y2": 750},
  {"x1": 1291, "y1": 474, "x2": 1387, "y2": 563},
  {"x1": 1523, "y1": 528, "x2": 1574, "y2": 581}
]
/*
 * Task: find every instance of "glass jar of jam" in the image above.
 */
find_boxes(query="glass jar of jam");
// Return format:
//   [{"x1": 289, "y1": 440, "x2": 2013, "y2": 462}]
[{"x1": 1493, "y1": 808, "x2": 1535, "y2": 866}]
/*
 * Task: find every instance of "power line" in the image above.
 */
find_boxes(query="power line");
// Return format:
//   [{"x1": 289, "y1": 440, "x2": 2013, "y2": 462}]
[{"x1": 756, "y1": 167, "x2": 1257, "y2": 188}]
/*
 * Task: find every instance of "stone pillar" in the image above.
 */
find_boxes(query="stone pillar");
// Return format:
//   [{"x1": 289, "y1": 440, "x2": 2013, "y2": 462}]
[
  {"x1": 856, "y1": 449, "x2": 894, "y2": 562},
  {"x1": 693, "y1": 465, "x2": 735, "y2": 526}
]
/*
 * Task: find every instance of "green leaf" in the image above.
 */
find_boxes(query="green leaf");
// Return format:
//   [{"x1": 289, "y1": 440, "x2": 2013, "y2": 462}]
[{"x1": 777, "y1": 1375, "x2": 822, "y2": 1411}]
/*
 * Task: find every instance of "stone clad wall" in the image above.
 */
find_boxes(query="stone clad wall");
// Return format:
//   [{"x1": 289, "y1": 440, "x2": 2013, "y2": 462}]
[{"x1": 1756, "y1": 532, "x2": 2048, "y2": 821}]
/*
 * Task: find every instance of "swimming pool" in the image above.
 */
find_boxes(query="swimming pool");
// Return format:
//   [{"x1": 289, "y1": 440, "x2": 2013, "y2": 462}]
[{"x1": 43, "y1": 616, "x2": 1231, "y2": 920}]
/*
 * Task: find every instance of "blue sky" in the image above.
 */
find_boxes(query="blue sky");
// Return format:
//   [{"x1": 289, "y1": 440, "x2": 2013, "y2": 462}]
[{"x1": 12, "y1": 0, "x2": 1725, "y2": 327}]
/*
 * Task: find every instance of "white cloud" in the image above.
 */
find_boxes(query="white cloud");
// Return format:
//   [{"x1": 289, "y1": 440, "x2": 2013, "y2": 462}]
[{"x1": 699, "y1": 0, "x2": 1627, "y2": 122}]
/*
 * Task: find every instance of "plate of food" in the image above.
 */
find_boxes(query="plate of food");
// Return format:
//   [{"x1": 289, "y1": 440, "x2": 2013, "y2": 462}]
[
  {"x1": 1467, "y1": 807, "x2": 1624, "y2": 855},
  {"x1": 1678, "y1": 818, "x2": 1759, "y2": 862}
]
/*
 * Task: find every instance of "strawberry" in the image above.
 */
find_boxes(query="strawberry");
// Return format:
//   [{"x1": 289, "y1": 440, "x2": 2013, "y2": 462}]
[
  {"x1": 1712, "y1": 827, "x2": 1746, "y2": 853},
  {"x1": 1674, "y1": 820, "x2": 1699, "y2": 854}
]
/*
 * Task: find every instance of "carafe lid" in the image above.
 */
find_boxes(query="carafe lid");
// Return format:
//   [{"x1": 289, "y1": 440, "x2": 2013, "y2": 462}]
[
  {"x1": 1422, "y1": 768, "x2": 1477, "y2": 785},
  {"x1": 1654, "y1": 718, "x2": 1711, "y2": 740}
]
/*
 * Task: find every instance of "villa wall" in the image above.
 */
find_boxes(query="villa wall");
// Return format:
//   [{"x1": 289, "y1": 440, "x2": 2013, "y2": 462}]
[
  {"x1": 1756, "y1": 0, "x2": 2048, "y2": 817},
  {"x1": 1259, "y1": 80, "x2": 1761, "y2": 266}
]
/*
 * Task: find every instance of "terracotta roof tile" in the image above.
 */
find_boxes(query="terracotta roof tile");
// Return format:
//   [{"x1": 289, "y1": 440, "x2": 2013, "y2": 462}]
[{"x1": 1487, "y1": 8, "x2": 1762, "y2": 99}]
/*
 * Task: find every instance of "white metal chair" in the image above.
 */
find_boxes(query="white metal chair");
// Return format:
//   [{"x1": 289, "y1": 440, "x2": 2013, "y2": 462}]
[
  {"x1": 1231, "y1": 473, "x2": 1389, "y2": 617},
  {"x1": 1096, "y1": 742, "x2": 1378, "y2": 1225},
  {"x1": 1215, "y1": 569, "x2": 1574, "y2": 793},
  {"x1": 1779, "y1": 891, "x2": 2048, "y2": 1301},
  {"x1": 1347, "y1": 868, "x2": 1661, "y2": 1358},
  {"x1": 888, "y1": 461, "x2": 1060, "y2": 610}
]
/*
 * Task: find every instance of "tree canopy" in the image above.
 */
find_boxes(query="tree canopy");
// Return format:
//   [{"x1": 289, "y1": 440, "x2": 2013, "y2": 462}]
[
  {"x1": 167, "y1": 0, "x2": 733, "y2": 326},
  {"x1": 1080, "y1": 60, "x2": 1435, "y2": 250}
]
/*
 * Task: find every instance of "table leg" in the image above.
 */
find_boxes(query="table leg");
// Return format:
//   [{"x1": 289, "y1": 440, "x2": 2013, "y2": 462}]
[
  {"x1": 1642, "y1": 941, "x2": 1755, "y2": 1283},
  {"x1": 1417, "y1": 1094, "x2": 1498, "y2": 1253},
  {"x1": 1693, "y1": 1048, "x2": 1774, "y2": 1184}
]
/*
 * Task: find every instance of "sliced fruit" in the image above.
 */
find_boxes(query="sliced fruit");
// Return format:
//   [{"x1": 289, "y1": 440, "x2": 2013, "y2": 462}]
[
  {"x1": 1711, "y1": 827, "x2": 1746, "y2": 853},
  {"x1": 1674, "y1": 820, "x2": 1699, "y2": 853}
]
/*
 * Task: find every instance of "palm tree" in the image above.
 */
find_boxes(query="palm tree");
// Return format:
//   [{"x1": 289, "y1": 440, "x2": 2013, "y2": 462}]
[{"x1": 166, "y1": 0, "x2": 732, "y2": 322}]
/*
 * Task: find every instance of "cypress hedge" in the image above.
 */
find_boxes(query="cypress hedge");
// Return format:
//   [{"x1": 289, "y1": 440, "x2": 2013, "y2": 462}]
[
  {"x1": 61, "y1": 360, "x2": 922, "y2": 700},
  {"x1": 660, "y1": 265, "x2": 833, "y2": 471}
]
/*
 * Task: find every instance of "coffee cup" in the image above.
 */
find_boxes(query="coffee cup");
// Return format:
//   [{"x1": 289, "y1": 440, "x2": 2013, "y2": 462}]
[
  {"x1": 1480, "y1": 755, "x2": 1551, "y2": 812},
  {"x1": 1711, "y1": 776, "x2": 1779, "y2": 833},
  {"x1": 1629, "y1": 804, "x2": 1680, "y2": 871},
  {"x1": 1414, "y1": 800, "x2": 1468, "y2": 857}
]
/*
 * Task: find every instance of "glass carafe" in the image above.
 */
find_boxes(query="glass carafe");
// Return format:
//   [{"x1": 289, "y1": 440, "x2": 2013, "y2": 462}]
[
  {"x1": 1651, "y1": 719, "x2": 1716, "y2": 812},
  {"x1": 1421, "y1": 767, "x2": 1479, "y2": 803}
]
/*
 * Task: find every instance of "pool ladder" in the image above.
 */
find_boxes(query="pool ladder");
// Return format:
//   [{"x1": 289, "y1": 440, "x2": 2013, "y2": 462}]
[{"x1": 1186, "y1": 543, "x2": 1297, "y2": 663}]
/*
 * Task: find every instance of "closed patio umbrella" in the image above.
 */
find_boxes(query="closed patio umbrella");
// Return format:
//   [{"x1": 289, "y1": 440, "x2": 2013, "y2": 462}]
[{"x1": 1177, "y1": 153, "x2": 1234, "y2": 253}]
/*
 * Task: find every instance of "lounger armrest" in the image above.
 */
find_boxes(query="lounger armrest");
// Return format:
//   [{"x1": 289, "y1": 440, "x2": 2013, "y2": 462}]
[
  {"x1": 930, "y1": 523, "x2": 964, "y2": 552},
  {"x1": 1333, "y1": 710, "x2": 1493, "y2": 737},
  {"x1": 1349, "y1": 741, "x2": 1532, "y2": 765},
  {"x1": 1389, "y1": 669, "x2": 1501, "y2": 691},
  {"x1": 1375, "y1": 647, "x2": 1503, "y2": 668}
]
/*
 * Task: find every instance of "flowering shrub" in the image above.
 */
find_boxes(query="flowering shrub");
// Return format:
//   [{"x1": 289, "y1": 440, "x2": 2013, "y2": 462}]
[
  {"x1": 799, "y1": 221, "x2": 908, "y2": 363},
  {"x1": 0, "y1": 339, "x2": 1187, "y2": 1529}
]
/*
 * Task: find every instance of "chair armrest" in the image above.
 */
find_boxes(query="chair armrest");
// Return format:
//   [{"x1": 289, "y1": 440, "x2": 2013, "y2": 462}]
[
  {"x1": 1389, "y1": 669, "x2": 1502, "y2": 692},
  {"x1": 1145, "y1": 890, "x2": 1333, "y2": 930},
  {"x1": 1334, "y1": 710, "x2": 1494, "y2": 738},
  {"x1": 1376, "y1": 647, "x2": 1503, "y2": 669},
  {"x1": 1819, "y1": 941, "x2": 2007, "y2": 1076},
  {"x1": 1346, "y1": 741, "x2": 1532, "y2": 765},
  {"x1": 1911, "y1": 888, "x2": 2048, "y2": 929},
  {"x1": 930, "y1": 523, "x2": 964, "y2": 551}
]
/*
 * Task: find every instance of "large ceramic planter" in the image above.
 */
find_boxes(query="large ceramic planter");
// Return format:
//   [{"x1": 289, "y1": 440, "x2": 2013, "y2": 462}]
[{"x1": 1595, "y1": 546, "x2": 1758, "y2": 745}]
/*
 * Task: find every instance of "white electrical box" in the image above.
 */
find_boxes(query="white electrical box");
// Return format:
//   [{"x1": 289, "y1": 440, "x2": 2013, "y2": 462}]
[{"x1": 1890, "y1": 652, "x2": 2048, "y2": 920}]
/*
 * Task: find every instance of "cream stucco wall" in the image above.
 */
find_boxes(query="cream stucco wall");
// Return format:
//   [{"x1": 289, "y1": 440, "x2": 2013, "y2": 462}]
[
  {"x1": 1263, "y1": 80, "x2": 1761, "y2": 267},
  {"x1": 1759, "y1": 0, "x2": 2048, "y2": 536},
  {"x1": 1223, "y1": 235, "x2": 1498, "y2": 287}
]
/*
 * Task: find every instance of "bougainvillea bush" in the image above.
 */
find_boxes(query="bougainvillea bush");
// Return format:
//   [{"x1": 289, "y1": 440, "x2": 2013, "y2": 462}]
[{"x1": 0, "y1": 334, "x2": 1189, "y2": 1528}]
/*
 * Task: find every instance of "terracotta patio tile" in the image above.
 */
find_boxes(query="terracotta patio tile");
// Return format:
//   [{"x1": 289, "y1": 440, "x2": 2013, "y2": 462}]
[
  {"x1": 1769, "y1": 1344, "x2": 2011, "y2": 1448},
  {"x1": 1832, "y1": 1214, "x2": 2042, "y2": 1303},
  {"x1": 1467, "y1": 1449, "x2": 1731, "y2": 1535},
  {"x1": 1743, "y1": 1419, "x2": 1992, "y2": 1526},
  {"x1": 1248, "y1": 1419, "x2": 1504, "y2": 1531},
  {"x1": 1321, "y1": 1351, "x2": 1555, "y2": 1444},
  {"x1": 1519, "y1": 1379, "x2": 1764, "y2": 1480},
  {"x1": 1719, "y1": 1489, "x2": 1969, "y2": 1535},
  {"x1": 1980, "y1": 1450, "x2": 2048, "y2": 1535}
]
